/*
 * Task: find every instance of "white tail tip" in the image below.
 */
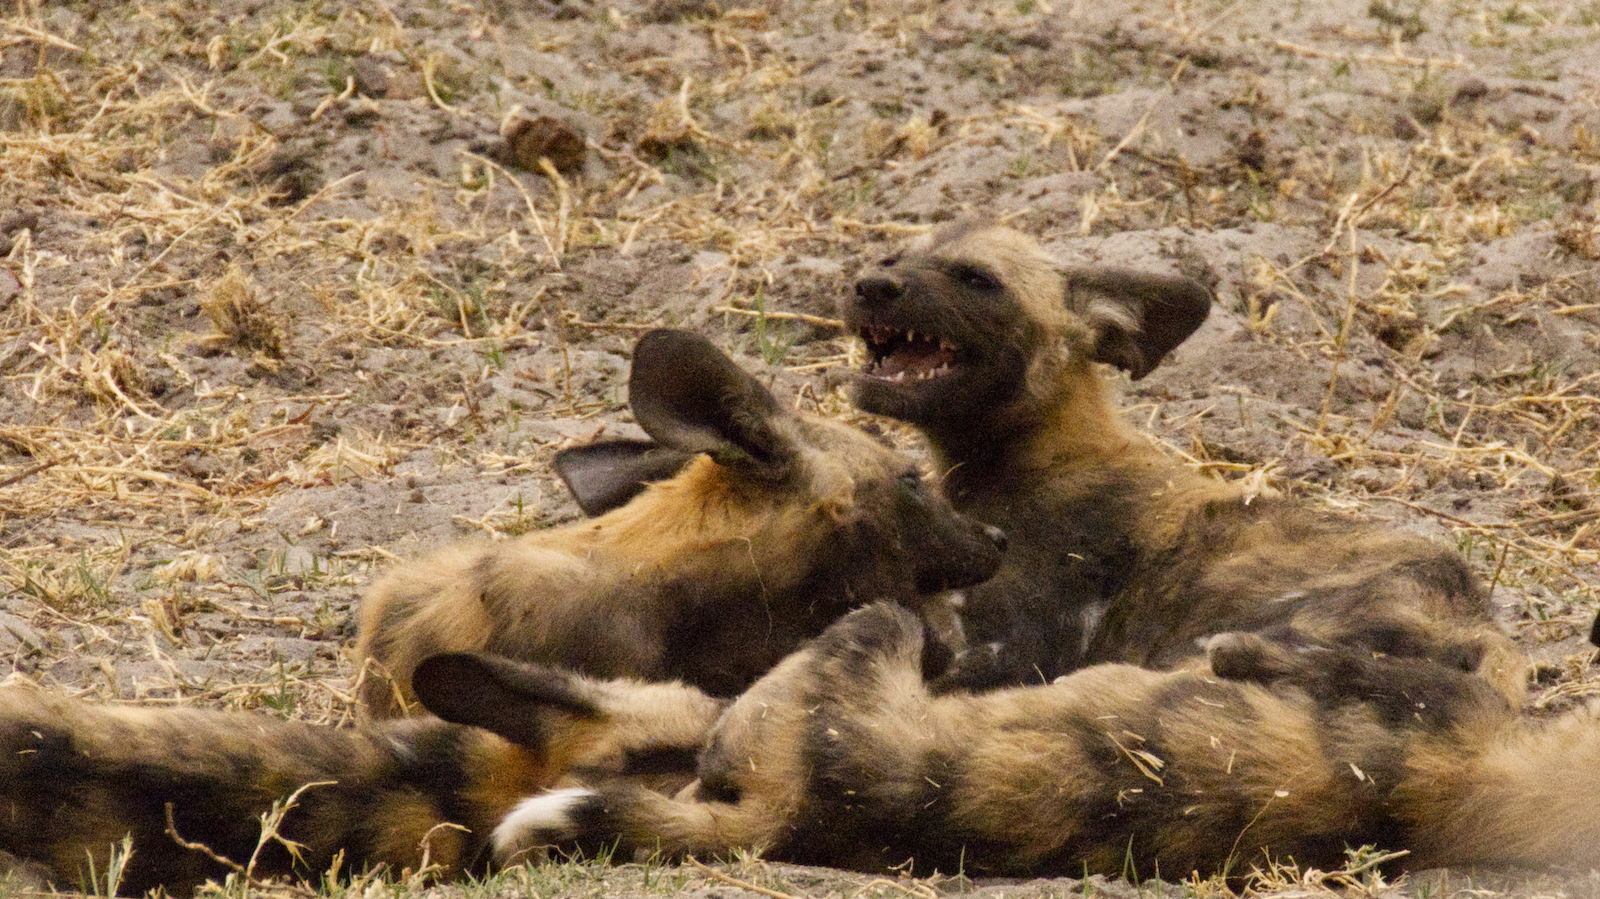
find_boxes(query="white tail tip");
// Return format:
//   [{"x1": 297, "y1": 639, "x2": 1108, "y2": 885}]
[{"x1": 492, "y1": 787, "x2": 596, "y2": 865}]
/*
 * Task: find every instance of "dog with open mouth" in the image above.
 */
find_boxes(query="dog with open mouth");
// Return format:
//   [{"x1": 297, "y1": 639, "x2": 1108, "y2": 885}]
[{"x1": 841, "y1": 221, "x2": 1526, "y2": 702}]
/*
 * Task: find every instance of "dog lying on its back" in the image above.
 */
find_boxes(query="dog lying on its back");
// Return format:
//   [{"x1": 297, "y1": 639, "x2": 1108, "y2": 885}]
[
  {"x1": 843, "y1": 222, "x2": 1525, "y2": 698},
  {"x1": 501, "y1": 602, "x2": 1600, "y2": 878},
  {"x1": 356, "y1": 328, "x2": 1003, "y2": 716}
]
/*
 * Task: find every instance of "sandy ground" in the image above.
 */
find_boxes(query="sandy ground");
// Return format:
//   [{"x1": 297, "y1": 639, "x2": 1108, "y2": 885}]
[{"x1": 3, "y1": 0, "x2": 1600, "y2": 895}]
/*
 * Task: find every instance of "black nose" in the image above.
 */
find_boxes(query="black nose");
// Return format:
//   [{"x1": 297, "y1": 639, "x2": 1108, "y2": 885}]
[
  {"x1": 983, "y1": 523, "x2": 1007, "y2": 553},
  {"x1": 855, "y1": 276, "x2": 904, "y2": 304}
]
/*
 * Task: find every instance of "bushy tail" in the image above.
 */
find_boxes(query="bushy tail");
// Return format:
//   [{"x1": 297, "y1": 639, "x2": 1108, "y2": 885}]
[{"x1": 1401, "y1": 703, "x2": 1600, "y2": 870}]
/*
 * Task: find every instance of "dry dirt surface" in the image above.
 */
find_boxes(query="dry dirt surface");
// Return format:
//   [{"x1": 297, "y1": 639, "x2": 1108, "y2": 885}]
[{"x1": 4, "y1": 0, "x2": 1600, "y2": 896}]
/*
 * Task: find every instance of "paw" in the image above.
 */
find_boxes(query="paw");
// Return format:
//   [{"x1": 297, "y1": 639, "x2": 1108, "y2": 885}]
[
  {"x1": 1204, "y1": 631, "x2": 1326, "y2": 684},
  {"x1": 1205, "y1": 632, "x2": 1290, "y2": 682},
  {"x1": 492, "y1": 788, "x2": 597, "y2": 866},
  {"x1": 930, "y1": 641, "x2": 1007, "y2": 693},
  {"x1": 819, "y1": 602, "x2": 923, "y2": 654},
  {"x1": 810, "y1": 603, "x2": 926, "y2": 686}
]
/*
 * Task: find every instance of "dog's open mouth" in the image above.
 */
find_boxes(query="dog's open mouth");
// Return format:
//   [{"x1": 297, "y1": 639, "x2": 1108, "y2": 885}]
[{"x1": 862, "y1": 325, "x2": 959, "y2": 384}]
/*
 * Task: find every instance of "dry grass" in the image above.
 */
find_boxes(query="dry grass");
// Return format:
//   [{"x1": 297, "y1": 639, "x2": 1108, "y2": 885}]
[{"x1": 2, "y1": 0, "x2": 1600, "y2": 896}]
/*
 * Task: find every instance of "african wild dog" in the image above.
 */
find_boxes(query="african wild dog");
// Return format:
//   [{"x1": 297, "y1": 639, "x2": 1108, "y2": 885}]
[
  {"x1": 498, "y1": 602, "x2": 1600, "y2": 879},
  {"x1": 842, "y1": 222, "x2": 1525, "y2": 698},
  {"x1": 356, "y1": 328, "x2": 1004, "y2": 716},
  {"x1": 0, "y1": 328, "x2": 1003, "y2": 894},
  {"x1": 0, "y1": 653, "x2": 725, "y2": 895}
]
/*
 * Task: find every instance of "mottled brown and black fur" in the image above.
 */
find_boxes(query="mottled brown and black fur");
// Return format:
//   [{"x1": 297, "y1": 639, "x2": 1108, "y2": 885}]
[
  {"x1": 843, "y1": 223, "x2": 1523, "y2": 697},
  {"x1": 0, "y1": 653, "x2": 724, "y2": 894},
  {"x1": 499, "y1": 603, "x2": 1600, "y2": 879},
  {"x1": 0, "y1": 330, "x2": 1002, "y2": 894},
  {"x1": 356, "y1": 329, "x2": 1004, "y2": 716}
]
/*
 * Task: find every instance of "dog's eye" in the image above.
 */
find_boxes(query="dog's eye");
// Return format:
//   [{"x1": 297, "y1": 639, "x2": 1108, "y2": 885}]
[
  {"x1": 879, "y1": 256, "x2": 898, "y2": 268},
  {"x1": 956, "y1": 266, "x2": 1001, "y2": 291}
]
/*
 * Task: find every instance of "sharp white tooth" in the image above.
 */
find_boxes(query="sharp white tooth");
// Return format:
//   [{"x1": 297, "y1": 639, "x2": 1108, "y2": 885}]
[
  {"x1": 888, "y1": 371, "x2": 905, "y2": 383},
  {"x1": 908, "y1": 329, "x2": 918, "y2": 343}
]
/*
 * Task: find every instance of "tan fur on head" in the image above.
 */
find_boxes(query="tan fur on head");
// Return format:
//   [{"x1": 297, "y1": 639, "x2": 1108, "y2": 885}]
[
  {"x1": 953, "y1": 226, "x2": 1066, "y2": 324},
  {"x1": 923, "y1": 226, "x2": 1091, "y2": 424}
]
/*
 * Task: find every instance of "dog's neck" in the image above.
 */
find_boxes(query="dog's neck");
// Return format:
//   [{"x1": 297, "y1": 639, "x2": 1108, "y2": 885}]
[{"x1": 929, "y1": 363, "x2": 1155, "y2": 492}]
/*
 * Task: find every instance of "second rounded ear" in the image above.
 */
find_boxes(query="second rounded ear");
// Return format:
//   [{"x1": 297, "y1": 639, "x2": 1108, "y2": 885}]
[
  {"x1": 554, "y1": 439, "x2": 696, "y2": 517},
  {"x1": 1070, "y1": 270, "x2": 1213, "y2": 379}
]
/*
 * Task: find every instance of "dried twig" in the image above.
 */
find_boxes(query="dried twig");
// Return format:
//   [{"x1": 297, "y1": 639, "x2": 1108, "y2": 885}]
[{"x1": 685, "y1": 857, "x2": 806, "y2": 899}]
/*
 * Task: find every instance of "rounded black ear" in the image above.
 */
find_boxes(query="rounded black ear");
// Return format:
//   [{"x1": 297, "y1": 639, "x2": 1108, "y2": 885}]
[
  {"x1": 554, "y1": 439, "x2": 697, "y2": 516},
  {"x1": 1069, "y1": 270, "x2": 1213, "y2": 379},
  {"x1": 412, "y1": 651, "x2": 598, "y2": 749},
  {"x1": 627, "y1": 329, "x2": 796, "y2": 477}
]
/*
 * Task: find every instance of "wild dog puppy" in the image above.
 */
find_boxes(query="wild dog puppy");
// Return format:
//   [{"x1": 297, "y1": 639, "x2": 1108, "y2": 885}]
[
  {"x1": 496, "y1": 602, "x2": 1600, "y2": 879},
  {"x1": 0, "y1": 654, "x2": 724, "y2": 895},
  {"x1": 843, "y1": 223, "x2": 1524, "y2": 698},
  {"x1": 356, "y1": 328, "x2": 1004, "y2": 716}
]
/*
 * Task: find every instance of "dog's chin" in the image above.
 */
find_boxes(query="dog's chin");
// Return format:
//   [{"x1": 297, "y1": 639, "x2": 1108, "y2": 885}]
[
  {"x1": 852, "y1": 361, "x2": 1033, "y2": 444},
  {"x1": 849, "y1": 372, "x2": 941, "y2": 425},
  {"x1": 853, "y1": 367, "x2": 1000, "y2": 428}
]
